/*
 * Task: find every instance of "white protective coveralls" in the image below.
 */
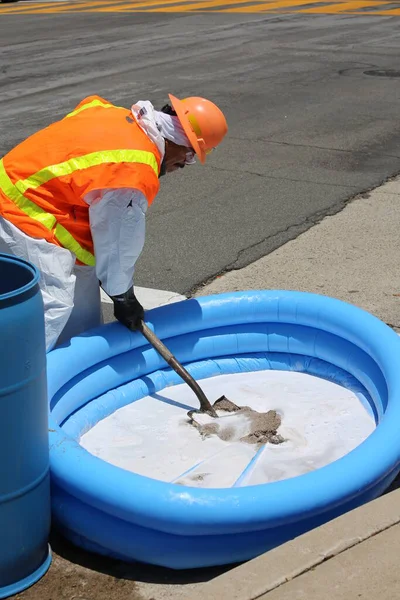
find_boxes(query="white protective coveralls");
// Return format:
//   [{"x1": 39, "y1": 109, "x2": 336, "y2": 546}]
[{"x1": 0, "y1": 101, "x2": 192, "y2": 352}]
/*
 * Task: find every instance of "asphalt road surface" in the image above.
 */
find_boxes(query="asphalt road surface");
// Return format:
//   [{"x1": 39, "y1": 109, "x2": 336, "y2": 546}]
[{"x1": 1, "y1": 3, "x2": 400, "y2": 295}]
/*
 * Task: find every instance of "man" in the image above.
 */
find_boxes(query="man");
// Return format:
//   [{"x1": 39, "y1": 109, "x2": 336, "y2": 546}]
[{"x1": 0, "y1": 93, "x2": 228, "y2": 351}]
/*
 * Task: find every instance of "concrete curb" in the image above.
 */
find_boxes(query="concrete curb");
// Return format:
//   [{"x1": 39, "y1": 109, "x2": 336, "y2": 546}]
[{"x1": 100, "y1": 287, "x2": 186, "y2": 309}]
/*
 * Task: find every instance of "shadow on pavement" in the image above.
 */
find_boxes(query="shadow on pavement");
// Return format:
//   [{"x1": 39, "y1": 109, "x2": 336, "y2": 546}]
[
  {"x1": 384, "y1": 472, "x2": 400, "y2": 495},
  {"x1": 50, "y1": 529, "x2": 237, "y2": 585}
]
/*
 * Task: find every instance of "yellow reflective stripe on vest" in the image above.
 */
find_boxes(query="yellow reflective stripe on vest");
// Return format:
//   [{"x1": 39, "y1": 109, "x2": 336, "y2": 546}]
[
  {"x1": 64, "y1": 98, "x2": 125, "y2": 119},
  {"x1": 16, "y1": 149, "x2": 159, "y2": 194},
  {"x1": 0, "y1": 160, "x2": 57, "y2": 230},
  {"x1": 54, "y1": 223, "x2": 95, "y2": 266},
  {"x1": 0, "y1": 159, "x2": 95, "y2": 266}
]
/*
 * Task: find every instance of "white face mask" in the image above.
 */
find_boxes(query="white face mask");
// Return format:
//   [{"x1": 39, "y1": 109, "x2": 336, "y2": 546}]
[{"x1": 155, "y1": 111, "x2": 192, "y2": 147}]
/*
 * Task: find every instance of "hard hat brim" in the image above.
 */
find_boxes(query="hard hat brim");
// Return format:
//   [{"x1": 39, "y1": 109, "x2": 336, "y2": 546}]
[{"x1": 168, "y1": 94, "x2": 206, "y2": 164}]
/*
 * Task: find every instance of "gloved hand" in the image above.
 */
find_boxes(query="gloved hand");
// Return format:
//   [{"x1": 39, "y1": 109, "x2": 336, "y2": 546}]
[{"x1": 111, "y1": 287, "x2": 144, "y2": 331}]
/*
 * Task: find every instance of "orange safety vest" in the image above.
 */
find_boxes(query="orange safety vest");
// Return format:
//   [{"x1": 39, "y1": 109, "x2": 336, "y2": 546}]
[{"x1": 0, "y1": 95, "x2": 162, "y2": 266}]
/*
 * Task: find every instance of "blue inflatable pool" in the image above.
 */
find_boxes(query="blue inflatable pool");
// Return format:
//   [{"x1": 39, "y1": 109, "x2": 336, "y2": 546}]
[{"x1": 47, "y1": 290, "x2": 400, "y2": 569}]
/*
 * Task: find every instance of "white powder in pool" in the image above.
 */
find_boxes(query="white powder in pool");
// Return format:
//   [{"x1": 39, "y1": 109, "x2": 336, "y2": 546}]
[{"x1": 79, "y1": 371, "x2": 375, "y2": 488}]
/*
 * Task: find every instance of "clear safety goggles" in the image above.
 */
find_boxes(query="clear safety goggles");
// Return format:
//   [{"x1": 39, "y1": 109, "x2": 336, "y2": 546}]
[
  {"x1": 185, "y1": 149, "x2": 196, "y2": 165},
  {"x1": 185, "y1": 146, "x2": 215, "y2": 165}
]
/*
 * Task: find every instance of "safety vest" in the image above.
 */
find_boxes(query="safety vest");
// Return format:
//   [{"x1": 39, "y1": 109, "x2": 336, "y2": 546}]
[{"x1": 0, "y1": 95, "x2": 161, "y2": 266}]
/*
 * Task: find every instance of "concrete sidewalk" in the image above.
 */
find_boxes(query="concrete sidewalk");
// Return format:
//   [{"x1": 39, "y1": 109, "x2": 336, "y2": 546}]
[{"x1": 16, "y1": 176, "x2": 400, "y2": 600}]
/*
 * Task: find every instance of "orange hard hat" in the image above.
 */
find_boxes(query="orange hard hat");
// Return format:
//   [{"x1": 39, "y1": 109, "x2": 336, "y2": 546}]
[{"x1": 168, "y1": 94, "x2": 228, "y2": 164}]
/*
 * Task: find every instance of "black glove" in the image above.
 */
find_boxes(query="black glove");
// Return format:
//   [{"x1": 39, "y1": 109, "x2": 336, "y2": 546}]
[{"x1": 111, "y1": 287, "x2": 144, "y2": 331}]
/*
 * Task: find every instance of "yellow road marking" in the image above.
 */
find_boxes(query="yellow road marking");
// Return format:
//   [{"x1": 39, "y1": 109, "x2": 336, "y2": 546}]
[
  {"x1": 0, "y1": 1, "x2": 70, "y2": 12},
  {"x1": 1, "y1": 0, "x2": 400, "y2": 15},
  {"x1": 17, "y1": 0, "x2": 122, "y2": 13},
  {"x1": 144, "y1": 0, "x2": 271, "y2": 11},
  {"x1": 0, "y1": 0, "x2": 110, "y2": 13},
  {"x1": 82, "y1": 0, "x2": 240, "y2": 11},
  {"x1": 215, "y1": 0, "x2": 329, "y2": 11}
]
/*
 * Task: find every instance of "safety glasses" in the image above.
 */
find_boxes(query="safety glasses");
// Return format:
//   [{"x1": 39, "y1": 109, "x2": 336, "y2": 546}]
[
  {"x1": 185, "y1": 146, "x2": 215, "y2": 164},
  {"x1": 185, "y1": 149, "x2": 196, "y2": 165}
]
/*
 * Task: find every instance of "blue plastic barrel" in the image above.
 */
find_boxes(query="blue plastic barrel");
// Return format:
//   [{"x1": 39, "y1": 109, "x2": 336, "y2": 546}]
[{"x1": 0, "y1": 253, "x2": 51, "y2": 598}]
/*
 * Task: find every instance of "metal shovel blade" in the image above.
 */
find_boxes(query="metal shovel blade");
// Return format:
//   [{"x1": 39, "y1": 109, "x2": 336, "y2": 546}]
[{"x1": 187, "y1": 396, "x2": 241, "y2": 421}]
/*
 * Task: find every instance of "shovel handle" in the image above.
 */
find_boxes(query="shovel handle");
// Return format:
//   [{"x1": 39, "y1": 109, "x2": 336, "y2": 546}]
[{"x1": 138, "y1": 321, "x2": 217, "y2": 417}]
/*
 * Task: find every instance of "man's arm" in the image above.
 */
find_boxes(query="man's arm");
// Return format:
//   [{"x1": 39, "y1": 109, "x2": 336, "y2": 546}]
[{"x1": 84, "y1": 188, "x2": 147, "y2": 329}]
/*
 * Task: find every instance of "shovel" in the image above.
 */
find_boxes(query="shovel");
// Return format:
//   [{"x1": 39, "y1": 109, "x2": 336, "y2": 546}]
[{"x1": 138, "y1": 320, "x2": 239, "y2": 419}]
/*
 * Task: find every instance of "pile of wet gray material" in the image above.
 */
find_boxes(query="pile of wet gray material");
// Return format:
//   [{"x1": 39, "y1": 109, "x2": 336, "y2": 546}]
[{"x1": 190, "y1": 398, "x2": 285, "y2": 445}]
